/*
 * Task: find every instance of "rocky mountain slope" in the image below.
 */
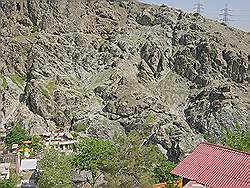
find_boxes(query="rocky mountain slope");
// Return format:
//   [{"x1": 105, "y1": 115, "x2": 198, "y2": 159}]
[{"x1": 0, "y1": 0, "x2": 249, "y2": 161}]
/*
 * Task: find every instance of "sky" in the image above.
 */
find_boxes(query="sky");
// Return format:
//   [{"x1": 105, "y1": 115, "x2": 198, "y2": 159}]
[{"x1": 140, "y1": 0, "x2": 250, "y2": 32}]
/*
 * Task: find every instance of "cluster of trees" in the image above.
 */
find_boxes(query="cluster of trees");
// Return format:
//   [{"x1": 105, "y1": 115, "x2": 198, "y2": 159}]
[
  {"x1": 0, "y1": 178, "x2": 16, "y2": 188},
  {"x1": 38, "y1": 149, "x2": 73, "y2": 188},
  {"x1": 4, "y1": 122, "x2": 248, "y2": 188},
  {"x1": 38, "y1": 123, "x2": 249, "y2": 188},
  {"x1": 5, "y1": 124, "x2": 42, "y2": 154},
  {"x1": 221, "y1": 123, "x2": 250, "y2": 152},
  {"x1": 205, "y1": 123, "x2": 250, "y2": 152},
  {"x1": 38, "y1": 131, "x2": 178, "y2": 188},
  {"x1": 0, "y1": 169, "x2": 18, "y2": 188}
]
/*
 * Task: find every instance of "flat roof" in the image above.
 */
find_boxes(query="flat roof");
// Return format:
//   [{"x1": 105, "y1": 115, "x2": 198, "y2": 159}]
[{"x1": 20, "y1": 159, "x2": 37, "y2": 171}]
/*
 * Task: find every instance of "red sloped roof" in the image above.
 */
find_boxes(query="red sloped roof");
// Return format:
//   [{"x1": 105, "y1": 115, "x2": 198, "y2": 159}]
[{"x1": 171, "y1": 142, "x2": 250, "y2": 187}]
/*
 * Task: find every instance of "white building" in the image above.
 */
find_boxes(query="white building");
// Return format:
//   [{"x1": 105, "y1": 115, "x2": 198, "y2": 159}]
[
  {"x1": 42, "y1": 131, "x2": 77, "y2": 153},
  {"x1": 20, "y1": 159, "x2": 38, "y2": 186},
  {"x1": 20, "y1": 159, "x2": 37, "y2": 172}
]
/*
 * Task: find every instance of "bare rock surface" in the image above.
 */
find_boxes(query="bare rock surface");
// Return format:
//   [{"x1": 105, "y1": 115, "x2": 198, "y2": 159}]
[{"x1": 0, "y1": 0, "x2": 249, "y2": 161}]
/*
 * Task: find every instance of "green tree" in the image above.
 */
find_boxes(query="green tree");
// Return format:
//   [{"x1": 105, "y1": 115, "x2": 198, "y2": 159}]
[
  {"x1": 31, "y1": 136, "x2": 43, "y2": 153},
  {"x1": 105, "y1": 131, "x2": 165, "y2": 188},
  {"x1": 38, "y1": 149, "x2": 73, "y2": 188},
  {"x1": 5, "y1": 124, "x2": 29, "y2": 147},
  {"x1": 221, "y1": 123, "x2": 250, "y2": 152},
  {"x1": 5, "y1": 123, "x2": 43, "y2": 153},
  {"x1": 74, "y1": 138, "x2": 116, "y2": 186},
  {"x1": 0, "y1": 172, "x2": 17, "y2": 188},
  {"x1": 0, "y1": 179, "x2": 16, "y2": 188},
  {"x1": 152, "y1": 162, "x2": 179, "y2": 186}
]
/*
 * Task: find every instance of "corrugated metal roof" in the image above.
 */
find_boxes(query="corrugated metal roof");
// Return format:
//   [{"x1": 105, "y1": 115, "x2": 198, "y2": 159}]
[{"x1": 171, "y1": 142, "x2": 250, "y2": 187}]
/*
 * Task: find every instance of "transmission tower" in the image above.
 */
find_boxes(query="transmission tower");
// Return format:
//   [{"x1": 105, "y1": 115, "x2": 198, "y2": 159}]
[
  {"x1": 220, "y1": 4, "x2": 233, "y2": 23},
  {"x1": 193, "y1": 0, "x2": 204, "y2": 14}
]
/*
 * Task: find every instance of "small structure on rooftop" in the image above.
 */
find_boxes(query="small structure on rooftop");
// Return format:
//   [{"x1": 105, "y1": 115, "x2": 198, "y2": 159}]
[
  {"x1": 171, "y1": 142, "x2": 249, "y2": 187},
  {"x1": 11, "y1": 144, "x2": 19, "y2": 154}
]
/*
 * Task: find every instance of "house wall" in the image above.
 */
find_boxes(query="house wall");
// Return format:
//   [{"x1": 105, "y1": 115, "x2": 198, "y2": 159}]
[{"x1": 182, "y1": 177, "x2": 191, "y2": 186}]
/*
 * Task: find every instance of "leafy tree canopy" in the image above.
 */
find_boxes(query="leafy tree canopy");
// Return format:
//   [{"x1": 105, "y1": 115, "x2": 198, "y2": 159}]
[
  {"x1": 0, "y1": 172, "x2": 17, "y2": 188},
  {"x1": 38, "y1": 149, "x2": 73, "y2": 188},
  {"x1": 5, "y1": 124, "x2": 29, "y2": 147},
  {"x1": 74, "y1": 138, "x2": 116, "y2": 186},
  {"x1": 5, "y1": 123, "x2": 43, "y2": 153},
  {"x1": 152, "y1": 161, "x2": 179, "y2": 185},
  {"x1": 105, "y1": 131, "x2": 165, "y2": 188},
  {"x1": 74, "y1": 132, "x2": 179, "y2": 187},
  {"x1": 222, "y1": 123, "x2": 250, "y2": 152}
]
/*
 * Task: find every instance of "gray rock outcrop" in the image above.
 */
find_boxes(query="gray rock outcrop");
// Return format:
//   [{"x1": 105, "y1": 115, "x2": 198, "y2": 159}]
[{"x1": 0, "y1": 0, "x2": 249, "y2": 161}]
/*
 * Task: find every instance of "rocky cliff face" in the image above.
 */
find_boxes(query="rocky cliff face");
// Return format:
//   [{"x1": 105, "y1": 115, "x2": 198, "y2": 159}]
[{"x1": 0, "y1": 0, "x2": 249, "y2": 161}]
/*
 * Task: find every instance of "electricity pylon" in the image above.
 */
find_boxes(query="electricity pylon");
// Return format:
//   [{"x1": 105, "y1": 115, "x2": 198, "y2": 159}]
[
  {"x1": 220, "y1": 4, "x2": 233, "y2": 24},
  {"x1": 193, "y1": 0, "x2": 204, "y2": 14}
]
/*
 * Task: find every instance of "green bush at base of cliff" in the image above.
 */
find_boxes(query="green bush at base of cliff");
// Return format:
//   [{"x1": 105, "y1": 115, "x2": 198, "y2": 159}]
[
  {"x1": 152, "y1": 161, "x2": 180, "y2": 186},
  {"x1": 5, "y1": 124, "x2": 29, "y2": 148},
  {"x1": 204, "y1": 123, "x2": 250, "y2": 152},
  {"x1": 5, "y1": 123, "x2": 43, "y2": 153},
  {"x1": 73, "y1": 123, "x2": 88, "y2": 133},
  {"x1": 38, "y1": 149, "x2": 73, "y2": 188},
  {"x1": 222, "y1": 123, "x2": 250, "y2": 152}
]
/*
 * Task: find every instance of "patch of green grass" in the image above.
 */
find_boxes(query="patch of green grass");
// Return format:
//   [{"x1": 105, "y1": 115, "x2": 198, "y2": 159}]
[
  {"x1": 31, "y1": 26, "x2": 39, "y2": 33},
  {"x1": 104, "y1": 26, "x2": 113, "y2": 34},
  {"x1": 40, "y1": 88, "x2": 51, "y2": 100},
  {"x1": 143, "y1": 113, "x2": 156, "y2": 127},
  {"x1": 0, "y1": 75, "x2": 7, "y2": 89},
  {"x1": 210, "y1": 48, "x2": 218, "y2": 61},
  {"x1": 48, "y1": 37, "x2": 57, "y2": 44},
  {"x1": 71, "y1": 132, "x2": 79, "y2": 139},
  {"x1": 16, "y1": 12, "x2": 26, "y2": 20},
  {"x1": 10, "y1": 74, "x2": 25, "y2": 87},
  {"x1": 12, "y1": 32, "x2": 39, "y2": 42},
  {"x1": 74, "y1": 123, "x2": 88, "y2": 133},
  {"x1": 165, "y1": 128, "x2": 173, "y2": 135},
  {"x1": 203, "y1": 133, "x2": 217, "y2": 144},
  {"x1": 46, "y1": 80, "x2": 57, "y2": 94},
  {"x1": 40, "y1": 80, "x2": 57, "y2": 100}
]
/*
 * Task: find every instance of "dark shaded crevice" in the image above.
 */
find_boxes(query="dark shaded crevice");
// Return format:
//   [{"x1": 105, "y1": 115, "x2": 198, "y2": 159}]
[
  {"x1": 27, "y1": 0, "x2": 38, "y2": 26},
  {"x1": 16, "y1": 2, "x2": 21, "y2": 11},
  {"x1": 167, "y1": 142, "x2": 181, "y2": 163},
  {"x1": 27, "y1": 0, "x2": 32, "y2": 14}
]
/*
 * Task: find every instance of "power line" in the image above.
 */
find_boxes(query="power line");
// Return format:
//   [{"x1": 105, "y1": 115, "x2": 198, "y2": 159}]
[
  {"x1": 220, "y1": 4, "x2": 233, "y2": 24},
  {"x1": 193, "y1": 0, "x2": 204, "y2": 14}
]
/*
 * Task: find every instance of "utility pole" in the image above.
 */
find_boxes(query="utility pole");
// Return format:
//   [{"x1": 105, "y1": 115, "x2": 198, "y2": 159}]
[
  {"x1": 220, "y1": 4, "x2": 233, "y2": 24},
  {"x1": 193, "y1": 0, "x2": 204, "y2": 14}
]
